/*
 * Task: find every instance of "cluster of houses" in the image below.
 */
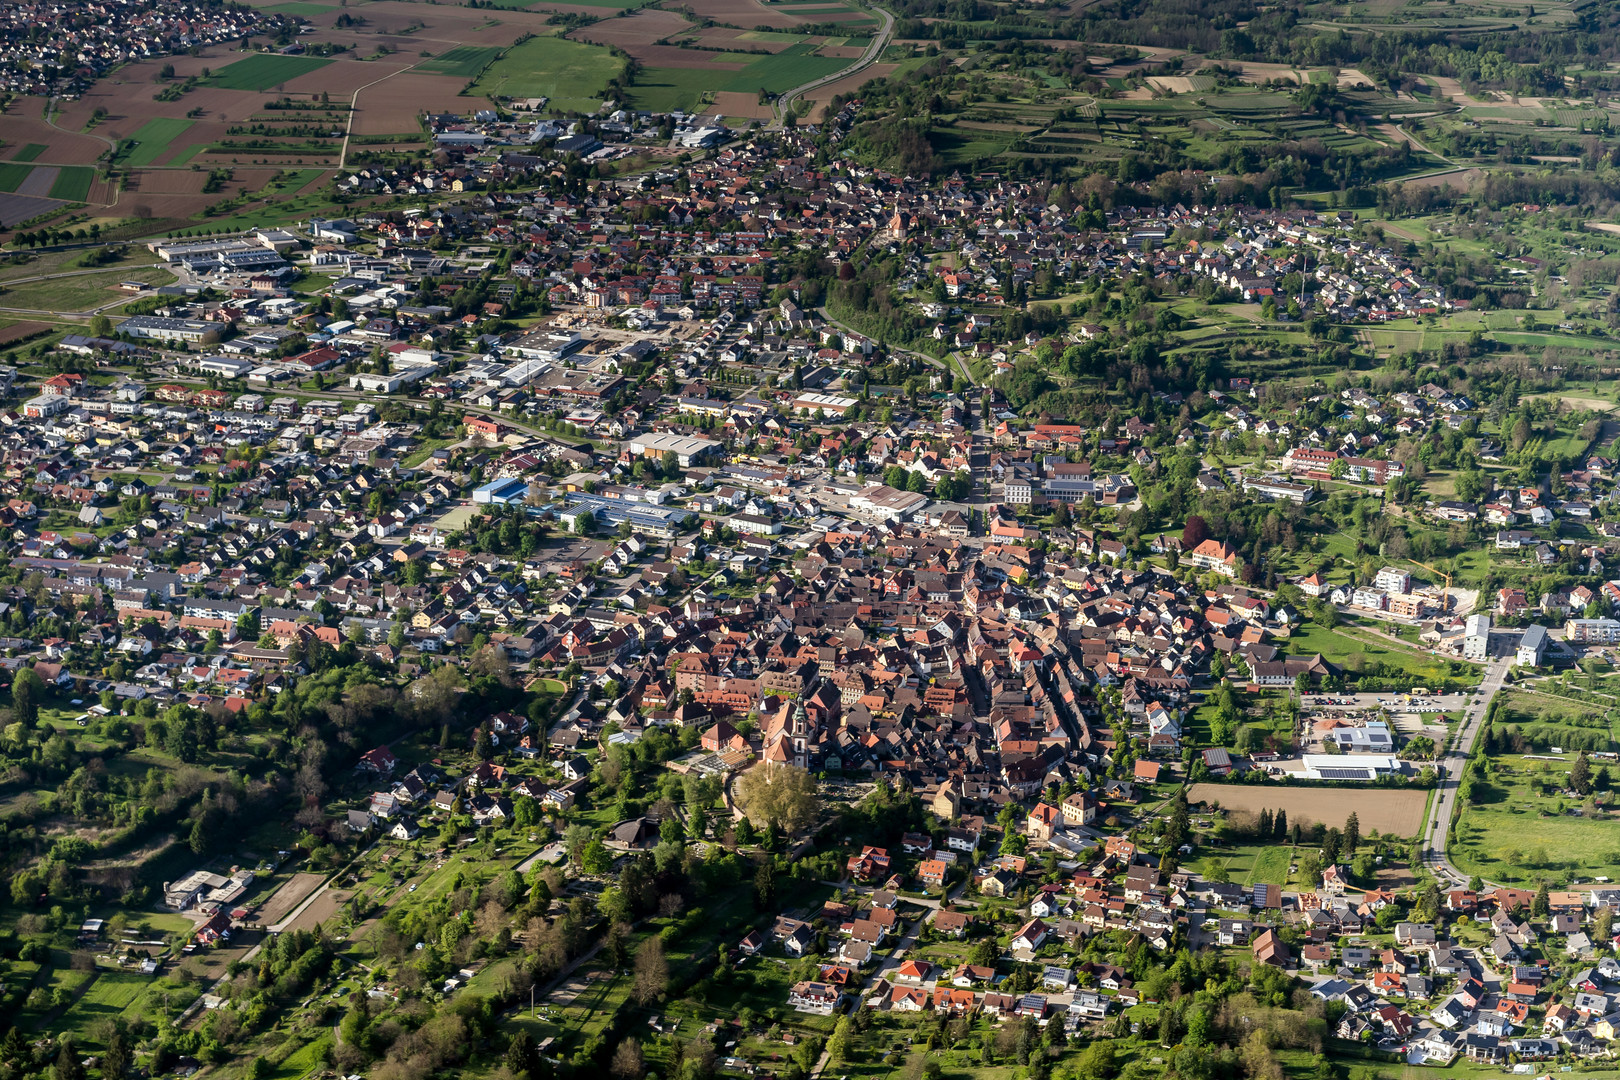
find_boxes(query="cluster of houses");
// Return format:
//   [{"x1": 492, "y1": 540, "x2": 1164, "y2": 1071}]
[{"x1": 0, "y1": 0, "x2": 280, "y2": 98}]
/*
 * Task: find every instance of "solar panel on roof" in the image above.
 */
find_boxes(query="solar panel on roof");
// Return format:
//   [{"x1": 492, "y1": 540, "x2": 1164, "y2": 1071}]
[{"x1": 1316, "y1": 768, "x2": 1374, "y2": 780}]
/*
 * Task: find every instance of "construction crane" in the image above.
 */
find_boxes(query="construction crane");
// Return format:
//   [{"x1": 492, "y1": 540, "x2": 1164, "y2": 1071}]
[{"x1": 1410, "y1": 559, "x2": 1453, "y2": 616}]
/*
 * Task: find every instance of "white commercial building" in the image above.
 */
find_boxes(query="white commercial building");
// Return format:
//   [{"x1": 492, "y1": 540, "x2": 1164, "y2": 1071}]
[
  {"x1": 1300, "y1": 754, "x2": 1401, "y2": 781},
  {"x1": 626, "y1": 432, "x2": 722, "y2": 467},
  {"x1": 1463, "y1": 613, "x2": 1491, "y2": 661}
]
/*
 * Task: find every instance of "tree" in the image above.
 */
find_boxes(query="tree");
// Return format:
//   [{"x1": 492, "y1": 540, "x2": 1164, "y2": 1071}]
[
  {"x1": 1595, "y1": 904, "x2": 1614, "y2": 945},
  {"x1": 512, "y1": 795, "x2": 540, "y2": 829},
  {"x1": 89, "y1": 314, "x2": 112, "y2": 338},
  {"x1": 753, "y1": 858, "x2": 777, "y2": 910},
  {"x1": 828, "y1": 1016, "x2": 853, "y2": 1062},
  {"x1": 734, "y1": 761, "x2": 819, "y2": 833},
  {"x1": 505, "y1": 1033, "x2": 539, "y2": 1080},
  {"x1": 609, "y1": 1039, "x2": 644, "y2": 1080},
  {"x1": 1571, "y1": 752, "x2": 1593, "y2": 796},
  {"x1": 631, "y1": 938, "x2": 668, "y2": 1005},
  {"x1": 11, "y1": 667, "x2": 42, "y2": 727},
  {"x1": 1078, "y1": 1039, "x2": 1118, "y2": 1079},
  {"x1": 1533, "y1": 881, "x2": 1551, "y2": 919},
  {"x1": 1344, "y1": 812, "x2": 1360, "y2": 855},
  {"x1": 581, "y1": 839, "x2": 613, "y2": 875},
  {"x1": 1273, "y1": 808, "x2": 1287, "y2": 840},
  {"x1": 1181, "y1": 514, "x2": 1209, "y2": 552},
  {"x1": 54, "y1": 1037, "x2": 83, "y2": 1080}
]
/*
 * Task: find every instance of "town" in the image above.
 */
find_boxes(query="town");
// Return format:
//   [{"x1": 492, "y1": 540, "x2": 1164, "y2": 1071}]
[{"x1": 6, "y1": 0, "x2": 1620, "y2": 1076}]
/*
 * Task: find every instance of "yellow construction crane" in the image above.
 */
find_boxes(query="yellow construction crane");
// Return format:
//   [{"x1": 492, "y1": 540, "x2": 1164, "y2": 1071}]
[{"x1": 1409, "y1": 559, "x2": 1452, "y2": 615}]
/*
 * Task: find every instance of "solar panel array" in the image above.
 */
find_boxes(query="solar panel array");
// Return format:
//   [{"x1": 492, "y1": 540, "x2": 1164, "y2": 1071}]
[{"x1": 1315, "y1": 767, "x2": 1375, "y2": 780}]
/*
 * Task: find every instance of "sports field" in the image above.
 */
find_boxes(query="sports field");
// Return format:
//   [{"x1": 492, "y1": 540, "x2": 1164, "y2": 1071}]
[
  {"x1": 206, "y1": 54, "x2": 334, "y2": 92},
  {"x1": 468, "y1": 36, "x2": 625, "y2": 114},
  {"x1": 121, "y1": 119, "x2": 195, "y2": 167},
  {"x1": 417, "y1": 46, "x2": 502, "y2": 78}
]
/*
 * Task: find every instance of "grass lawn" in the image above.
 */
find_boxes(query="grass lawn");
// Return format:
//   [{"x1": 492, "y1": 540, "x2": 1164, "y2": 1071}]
[
  {"x1": 401, "y1": 436, "x2": 459, "y2": 468},
  {"x1": 1452, "y1": 752, "x2": 1620, "y2": 884},
  {"x1": 121, "y1": 119, "x2": 195, "y2": 167},
  {"x1": 468, "y1": 36, "x2": 625, "y2": 113},
  {"x1": 1284, "y1": 622, "x2": 1464, "y2": 686},
  {"x1": 269, "y1": 1031, "x2": 332, "y2": 1080},
  {"x1": 2, "y1": 266, "x2": 175, "y2": 312},
  {"x1": 205, "y1": 54, "x2": 335, "y2": 92},
  {"x1": 1244, "y1": 844, "x2": 1293, "y2": 886},
  {"x1": 1491, "y1": 687, "x2": 1614, "y2": 752}
]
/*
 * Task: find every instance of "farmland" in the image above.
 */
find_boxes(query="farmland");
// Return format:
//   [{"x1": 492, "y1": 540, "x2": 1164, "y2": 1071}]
[
  {"x1": 417, "y1": 46, "x2": 502, "y2": 79},
  {"x1": 466, "y1": 36, "x2": 625, "y2": 114},
  {"x1": 205, "y1": 54, "x2": 335, "y2": 92},
  {"x1": 118, "y1": 119, "x2": 194, "y2": 168},
  {"x1": 1185, "y1": 783, "x2": 1429, "y2": 836}
]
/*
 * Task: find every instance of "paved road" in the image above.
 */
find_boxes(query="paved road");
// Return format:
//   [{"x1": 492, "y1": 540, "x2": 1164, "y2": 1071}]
[
  {"x1": 774, "y1": 6, "x2": 895, "y2": 125},
  {"x1": 1421, "y1": 655, "x2": 1510, "y2": 887},
  {"x1": 807, "y1": 876, "x2": 971, "y2": 1078}
]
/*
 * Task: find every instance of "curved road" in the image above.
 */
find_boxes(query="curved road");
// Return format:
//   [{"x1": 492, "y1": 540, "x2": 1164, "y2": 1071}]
[
  {"x1": 1420, "y1": 655, "x2": 1509, "y2": 888},
  {"x1": 774, "y1": 6, "x2": 895, "y2": 126}
]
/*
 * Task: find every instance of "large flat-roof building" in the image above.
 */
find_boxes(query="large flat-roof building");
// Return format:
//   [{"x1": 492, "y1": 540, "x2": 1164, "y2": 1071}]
[
  {"x1": 120, "y1": 316, "x2": 222, "y2": 346},
  {"x1": 1300, "y1": 754, "x2": 1401, "y2": 781},
  {"x1": 627, "y1": 432, "x2": 722, "y2": 468},
  {"x1": 849, "y1": 484, "x2": 929, "y2": 522}
]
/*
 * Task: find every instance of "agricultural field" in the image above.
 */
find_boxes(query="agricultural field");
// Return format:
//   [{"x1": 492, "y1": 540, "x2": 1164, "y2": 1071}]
[
  {"x1": 1185, "y1": 783, "x2": 1429, "y2": 836},
  {"x1": 465, "y1": 36, "x2": 625, "y2": 114},
  {"x1": 205, "y1": 55, "x2": 336, "y2": 93},
  {"x1": 118, "y1": 119, "x2": 194, "y2": 168},
  {"x1": 416, "y1": 46, "x2": 502, "y2": 79}
]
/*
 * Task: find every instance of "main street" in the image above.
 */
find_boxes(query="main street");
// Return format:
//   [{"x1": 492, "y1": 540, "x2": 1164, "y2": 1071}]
[{"x1": 1421, "y1": 654, "x2": 1510, "y2": 887}]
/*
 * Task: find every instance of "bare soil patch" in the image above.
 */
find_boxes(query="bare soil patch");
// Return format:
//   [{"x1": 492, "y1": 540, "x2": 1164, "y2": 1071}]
[
  {"x1": 15, "y1": 167, "x2": 57, "y2": 198},
  {"x1": 255, "y1": 871, "x2": 327, "y2": 926},
  {"x1": 284, "y1": 885, "x2": 347, "y2": 933},
  {"x1": 712, "y1": 91, "x2": 776, "y2": 119},
  {"x1": 574, "y1": 8, "x2": 692, "y2": 48},
  {"x1": 0, "y1": 103, "x2": 107, "y2": 165},
  {"x1": 676, "y1": 0, "x2": 828, "y2": 29},
  {"x1": 0, "y1": 320, "x2": 52, "y2": 343},
  {"x1": 628, "y1": 45, "x2": 746, "y2": 69},
  {"x1": 1185, "y1": 783, "x2": 1428, "y2": 837},
  {"x1": 353, "y1": 71, "x2": 465, "y2": 134},
  {"x1": 0, "y1": 194, "x2": 65, "y2": 226},
  {"x1": 281, "y1": 57, "x2": 414, "y2": 95}
]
